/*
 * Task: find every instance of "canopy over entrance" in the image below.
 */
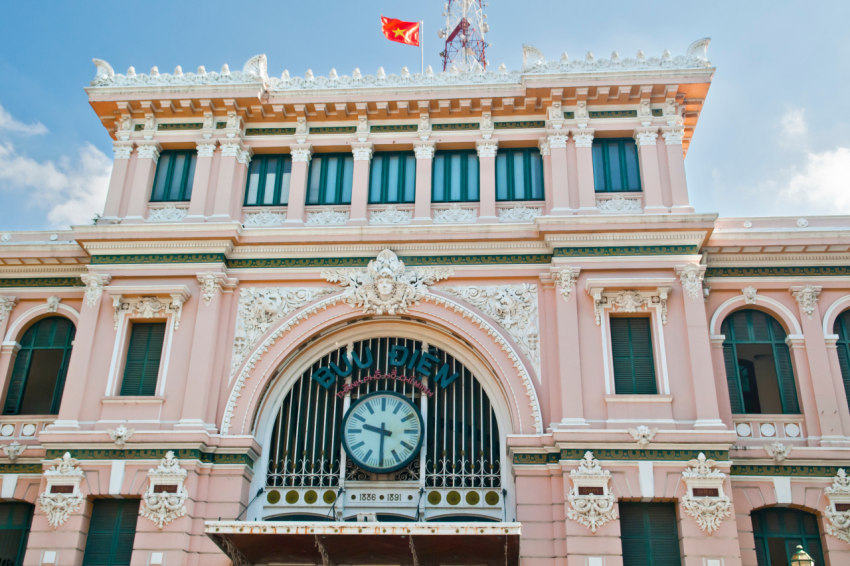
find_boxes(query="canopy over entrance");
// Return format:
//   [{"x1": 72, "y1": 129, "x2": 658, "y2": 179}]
[{"x1": 206, "y1": 521, "x2": 521, "y2": 566}]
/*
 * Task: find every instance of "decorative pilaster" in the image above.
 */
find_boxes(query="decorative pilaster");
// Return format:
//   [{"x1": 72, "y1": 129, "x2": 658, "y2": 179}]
[
  {"x1": 545, "y1": 130, "x2": 571, "y2": 215},
  {"x1": 571, "y1": 129, "x2": 596, "y2": 214},
  {"x1": 476, "y1": 140, "x2": 498, "y2": 222},
  {"x1": 0, "y1": 296, "x2": 17, "y2": 323},
  {"x1": 124, "y1": 140, "x2": 162, "y2": 222},
  {"x1": 661, "y1": 126, "x2": 693, "y2": 212},
  {"x1": 412, "y1": 141, "x2": 435, "y2": 224},
  {"x1": 634, "y1": 127, "x2": 666, "y2": 213},
  {"x1": 538, "y1": 138, "x2": 554, "y2": 214},
  {"x1": 284, "y1": 144, "x2": 313, "y2": 224},
  {"x1": 349, "y1": 142, "x2": 373, "y2": 225},
  {"x1": 187, "y1": 140, "x2": 217, "y2": 220}
]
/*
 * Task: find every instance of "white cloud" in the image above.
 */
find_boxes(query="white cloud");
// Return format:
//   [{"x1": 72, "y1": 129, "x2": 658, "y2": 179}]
[
  {"x1": 0, "y1": 141, "x2": 112, "y2": 228},
  {"x1": 778, "y1": 146, "x2": 850, "y2": 213},
  {"x1": 0, "y1": 103, "x2": 48, "y2": 135}
]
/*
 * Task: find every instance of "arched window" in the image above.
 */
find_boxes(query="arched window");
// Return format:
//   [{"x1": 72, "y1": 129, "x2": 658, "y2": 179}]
[
  {"x1": 3, "y1": 317, "x2": 75, "y2": 415},
  {"x1": 751, "y1": 508, "x2": 824, "y2": 566},
  {"x1": 832, "y1": 310, "x2": 850, "y2": 411},
  {"x1": 721, "y1": 310, "x2": 799, "y2": 415},
  {"x1": 0, "y1": 502, "x2": 34, "y2": 566}
]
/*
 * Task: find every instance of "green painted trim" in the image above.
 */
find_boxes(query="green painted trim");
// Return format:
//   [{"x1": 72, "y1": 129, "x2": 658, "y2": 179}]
[
  {"x1": 555, "y1": 246, "x2": 699, "y2": 257},
  {"x1": 134, "y1": 124, "x2": 144, "y2": 131},
  {"x1": 45, "y1": 449, "x2": 253, "y2": 468},
  {"x1": 157, "y1": 123, "x2": 203, "y2": 131},
  {"x1": 311, "y1": 126, "x2": 357, "y2": 135},
  {"x1": 494, "y1": 121, "x2": 546, "y2": 130},
  {"x1": 0, "y1": 278, "x2": 84, "y2": 288},
  {"x1": 706, "y1": 267, "x2": 850, "y2": 278},
  {"x1": 246, "y1": 127, "x2": 296, "y2": 136},
  {"x1": 0, "y1": 463, "x2": 43, "y2": 474},
  {"x1": 228, "y1": 257, "x2": 371, "y2": 269},
  {"x1": 432, "y1": 123, "x2": 479, "y2": 131},
  {"x1": 227, "y1": 254, "x2": 553, "y2": 269},
  {"x1": 370, "y1": 124, "x2": 417, "y2": 133},
  {"x1": 402, "y1": 254, "x2": 551, "y2": 266},
  {"x1": 513, "y1": 449, "x2": 729, "y2": 465},
  {"x1": 216, "y1": 122, "x2": 227, "y2": 129},
  {"x1": 590, "y1": 110, "x2": 637, "y2": 119},
  {"x1": 91, "y1": 254, "x2": 226, "y2": 265},
  {"x1": 652, "y1": 109, "x2": 663, "y2": 117},
  {"x1": 731, "y1": 465, "x2": 841, "y2": 477}
]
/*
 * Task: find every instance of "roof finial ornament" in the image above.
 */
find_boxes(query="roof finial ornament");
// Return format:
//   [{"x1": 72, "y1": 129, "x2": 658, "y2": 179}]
[
  {"x1": 197, "y1": 65, "x2": 206, "y2": 75},
  {"x1": 126, "y1": 66, "x2": 136, "y2": 77},
  {"x1": 150, "y1": 66, "x2": 159, "y2": 77},
  {"x1": 221, "y1": 63, "x2": 230, "y2": 74}
]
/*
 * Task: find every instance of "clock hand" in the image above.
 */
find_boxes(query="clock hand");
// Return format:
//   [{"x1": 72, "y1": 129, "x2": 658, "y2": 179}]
[
  {"x1": 378, "y1": 422, "x2": 385, "y2": 466},
  {"x1": 363, "y1": 423, "x2": 392, "y2": 437}
]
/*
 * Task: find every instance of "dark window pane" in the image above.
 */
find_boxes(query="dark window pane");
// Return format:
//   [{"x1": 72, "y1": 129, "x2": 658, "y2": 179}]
[
  {"x1": 246, "y1": 159, "x2": 262, "y2": 205},
  {"x1": 370, "y1": 155, "x2": 384, "y2": 202},
  {"x1": 466, "y1": 153, "x2": 479, "y2": 200},
  {"x1": 433, "y1": 154, "x2": 446, "y2": 201},
  {"x1": 307, "y1": 157, "x2": 323, "y2": 204},
  {"x1": 623, "y1": 140, "x2": 640, "y2": 190},
  {"x1": 403, "y1": 156, "x2": 416, "y2": 202},
  {"x1": 495, "y1": 153, "x2": 508, "y2": 200},
  {"x1": 279, "y1": 158, "x2": 292, "y2": 205},
  {"x1": 263, "y1": 157, "x2": 278, "y2": 205},
  {"x1": 607, "y1": 142, "x2": 623, "y2": 191},
  {"x1": 387, "y1": 155, "x2": 400, "y2": 202},
  {"x1": 512, "y1": 152, "x2": 526, "y2": 200},
  {"x1": 340, "y1": 156, "x2": 353, "y2": 203},
  {"x1": 151, "y1": 153, "x2": 171, "y2": 201},
  {"x1": 529, "y1": 152, "x2": 543, "y2": 199},
  {"x1": 450, "y1": 154, "x2": 462, "y2": 201},
  {"x1": 323, "y1": 157, "x2": 339, "y2": 203},
  {"x1": 167, "y1": 153, "x2": 186, "y2": 200},
  {"x1": 592, "y1": 144, "x2": 606, "y2": 192},
  {"x1": 19, "y1": 350, "x2": 64, "y2": 415}
]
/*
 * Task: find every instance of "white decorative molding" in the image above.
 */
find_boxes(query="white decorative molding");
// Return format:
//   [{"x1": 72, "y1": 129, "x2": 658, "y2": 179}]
[
  {"x1": 498, "y1": 204, "x2": 542, "y2": 222},
  {"x1": 572, "y1": 129, "x2": 594, "y2": 148},
  {"x1": 662, "y1": 127, "x2": 685, "y2": 145},
  {"x1": 0, "y1": 233, "x2": 10, "y2": 242},
  {"x1": 555, "y1": 267, "x2": 579, "y2": 303},
  {"x1": 596, "y1": 194, "x2": 642, "y2": 214},
  {"x1": 196, "y1": 140, "x2": 217, "y2": 158},
  {"x1": 633, "y1": 128, "x2": 658, "y2": 147},
  {"x1": 147, "y1": 204, "x2": 188, "y2": 223},
  {"x1": 742, "y1": 286, "x2": 758, "y2": 305},
  {"x1": 589, "y1": 286, "x2": 670, "y2": 326},
  {"x1": 81, "y1": 274, "x2": 109, "y2": 308},
  {"x1": 0, "y1": 296, "x2": 17, "y2": 323},
  {"x1": 639, "y1": 99, "x2": 652, "y2": 120},
  {"x1": 244, "y1": 208, "x2": 286, "y2": 227},
  {"x1": 108, "y1": 425, "x2": 135, "y2": 448},
  {"x1": 356, "y1": 116, "x2": 369, "y2": 140},
  {"x1": 418, "y1": 113, "x2": 431, "y2": 140},
  {"x1": 144, "y1": 113, "x2": 156, "y2": 132},
  {"x1": 113, "y1": 295, "x2": 186, "y2": 331},
  {"x1": 764, "y1": 441, "x2": 791, "y2": 463},
  {"x1": 295, "y1": 117, "x2": 308, "y2": 141},
  {"x1": 797, "y1": 218, "x2": 809, "y2": 228},
  {"x1": 413, "y1": 142, "x2": 435, "y2": 160},
  {"x1": 38, "y1": 452, "x2": 85, "y2": 529},
  {"x1": 46, "y1": 296, "x2": 61, "y2": 313},
  {"x1": 433, "y1": 204, "x2": 476, "y2": 224},
  {"x1": 197, "y1": 272, "x2": 227, "y2": 307},
  {"x1": 136, "y1": 142, "x2": 161, "y2": 162},
  {"x1": 675, "y1": 263, "x2": 706, "y2": 301},
  {"x1": 475, "y1": 140, "x2": 498, "y2": 158},
  {"x1": 323, "y1": 249, "x2": 452, "y2": 316},
  {"x1": 627, "y1": 425, "x2": 657, "y2": 448},
  {"x1": 547, "y1": 131, "x2": 568, "y2": 149},
  {"x1": 480, "y1": 112, "x2": 494, "y2": 139},
  {"x1": 140, "y1": 451, "x2": 189, "y2": 529},
  {"x1": 791, "y1": 285, "x2": 821, "y2": 320},
  {"x1": 370, "y1": 206, "x2": 412, "y2": 225},
  {"x1": 576, "y1": 100, "x2": 589, "y2": 120},
  {"x1": 91, "y1": 55, "x2": 268, "y2": 87},
  {"x1": 231, "y1": 287, "x2": 333, "y2": 376},
  {"x1": 290, "y1": 144, "x2": 313, "y2": 163},
  {"x1": 680, "y1": 453, "x2": 731, "y2": 535},
  {"x1": 203, "y1": 112, "x2": 214, "y2": 130},
  {"x1": 824, "y1": 469, "x2": 850, "y2": 543},
  {"x1": 1, "y1": 442, "x2": 25, "y2": 462},
  {"x1": 113, "y1": 142, "x2": 134, "y2": 159},
  {"x1": 306, "y1": 208, "x2": 348, "y2": 225},
  {"x1": 566, "y1": 451, "x2": 618, "y2": 533},
  {"x1": 438, "y1": 284, "x2": 540, "y2": 374},
  {"x1": 351, "y1": 143, "x2": 373, "y2": 161},
  {"x1": 537, "y1": 138, "x2": 550, "y2": 156}
]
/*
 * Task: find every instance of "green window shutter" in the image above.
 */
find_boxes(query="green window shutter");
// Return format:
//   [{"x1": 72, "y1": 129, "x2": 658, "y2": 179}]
[
  {"x1": 774, "y1": 343, "x2": 800, "y2": 414},
  {"x1": 0, "y1": 502, "x2": 34, "y2": 566},
  {"x1": 120, "y1": 323, "x2": 166, "y2": 396},
  {"x1": 619, "y1": 503, "x2": 681, "y2": 566},
  {"x1": 2, "y1": 351, "x2": 31, "y2": 415},
  {"x1": 834, "y1": 313, "x2": 850, "y2": 412},
  {"x1": 83, "y1": 499, "x2": 140, "y2": 566},
  {"x1": 722, "y1": 343, "x2": 743, "y2": 414},
  {"x1": 611, "y1": 318, "x2": 657, "y2": 395}
]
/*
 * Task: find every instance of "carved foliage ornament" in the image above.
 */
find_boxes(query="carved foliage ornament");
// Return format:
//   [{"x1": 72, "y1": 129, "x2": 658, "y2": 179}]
[
  {"x1": 113, "y1": 296, "x2": 184, "y2": 331},
  {"x1": 147, "y1": 204, "x2": 188, "y2": 222},
  {"x1": 0, "y1": 296, "x2": 17, "y2": 322},
  {"x1": 596, "y1": 194, "x2": 642, "y2": 214},
  {"x1": 498, "y1": 204, "x2": 542, "y2": 222},
  {"x1": 306, "y1": 208, "x2": 347, "y2": 225},
  {"x1": 108, "y1": 425, "x2": 135, "y2": 448},
  {"x1": 1, "y1": 442, "x2": 25, "y2": 462},
  {"x1": 82, "y1": 274, "x2": 107, "y2": 308},
  {"x1": 676, "y1": 263, "x2": 705, "y2": 301},
  {"x1": 791, "y1": 285, "x2": 820, "y2": 320},
  {"x1": 198, "y1": 272, "x2": 221, "y2": 307},
  {"x1": 627, "y1": 425, "x2": 657, "y2": 448},
  {"x1": 825, "y1": 469, "x2": 850, "y2": 543},
  {"x1": 555, "y1": 267, "x2": 578, "y2": 303},
  {"x1": 244, "y1": 208, "x2": 286, "y2": 227},
  {"x1": 764, "y1": 441, "x2": 791, "y2": 463},
  {"x1": 322, "y1": 249, "x2": 452, "y2": 316},
  {"x1": 680, "y1": 453, "x2": 731, "y2": 535},
  {"x1": 38, "y1": 452, "x2": 85, "y2": 528},
  {"x1": 370, "y1": 206, "x2": 412, "y2": 225},
  {"x1": 46, "y1": 296, "x2": 61, "y2": 313},
  {"x1": 433, "y1": 204, "x2": 476, "y2": 224},
  {"x1": 140, "y1": 451, "x2": 189, "y2": 529},
  {"x1": 742, "y1": 286, "x2": 757, "y2": 305},
  {"x1": 566, "y1": 451, "x2": 618, "y2": 533}
]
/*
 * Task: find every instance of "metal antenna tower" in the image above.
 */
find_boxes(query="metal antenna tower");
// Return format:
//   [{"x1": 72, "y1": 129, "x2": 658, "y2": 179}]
[{"x1": 437, "y1": 0, "x2": 490, "y2": 72}]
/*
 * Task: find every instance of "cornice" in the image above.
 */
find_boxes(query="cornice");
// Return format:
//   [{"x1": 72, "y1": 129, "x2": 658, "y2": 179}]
[
  {"x1": 707, "y1": 252, "x2": 850, "y2": 267},
  {"x1": 546, "y1": 230, "x2": 707, "y2": 248}
]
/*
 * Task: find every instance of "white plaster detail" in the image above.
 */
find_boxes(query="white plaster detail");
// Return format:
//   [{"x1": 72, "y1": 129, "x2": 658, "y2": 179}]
[
  {"x1": 1, "y1": 442, "x2": 25, "y2": 462},
  {"x1": 547, "y1": 131, "x2": 568, "y2": 149},
  {"x1": 736, "y1": 423, "x2": 752, "y2": 437},
  {"x1": 46, "y1": 296, "x2": 60, "y2": 313},
  {"x1": 93, "y1": 55, "x2": 269, "y2": 88},
  {"x1": 203, "y1": 112, "x2": 214, "y2": 130},
  {"x1": 824, "y1": 469, "x2": 850, "y2": 543},
  {"x1": 480, "y1": 112, "x2": 494, "y2": 139},
  {"x1": 38, "y1": 452, "x2": 85, "y2": 529},
  {"x1": 230, "y1": 287, "x2": 333, "y2": 377},
  {"x1": 662, "y1": 127, "x2": 685, "y2": 145},
  {"x1": 596, "y1": 194, "x2": 642, "y2": 214},
  {"x1": 639, "y1": 100, "x2": 652, "y2": 120},
  {"x1": 633, "y1": 128, "x2": 658, "y2": 147},
  {"x1": 547, "y1": 102, "x2": 563, "y2": 121},
  {"x1": 764, "y1": 441, "x2": 791, "y2": 463},
  {"x1": 773, "y1": 476, "x2": 792, "y2": 504},
  {"x1": 140, "y1": 451, "x2": 189, "y2": 529},
  {"x1": 108, "y1": 425, "x2": 135, "y2": 448},
  {"x1": 351, "y1": 143, "x2": 373, "y2": 161},
  {"x1": 566, "y1": 451, "x2": 618, "y2": 533},
  {"x1": 413, "y1": 142, "x2": 435, "y2": 159},
  {"x1": 356, "y1": 115, "x2": 369, "y2": 140},
  {"x1": 797, "y1": 218, "x2": 809, "y2": 228},
  {"x1": 370, "y1": 206, "x2": 412, "y2": 225},
  {"x1": 196, "y1": 140, "x2": 216, "y2": 158},
  {"x1": 433, "y1": 204, "x2": 477, "y2": 224},
  {"x1": 791, "y1": 284, "x2": 821, "y2": 320},
  {"x1": 137, "y1": 142, "x2": 161, "y2": 162},
  {"x1": 113, "y1": 295, "x2": 185, "y2": 331},
  {"x1": 323, "y1": 249, "x2": 452, "y2": 316},
  {"x1": 675, "y1": 263, "x2": 705, "y2": 301},
  {"x1": 244, "y1": 208, "x2": 286, "y2": 227},
  {"x1": 0, "y1": 233, "x2": 10, "y2": 242},
  {"x1": 418, "y1": 113, "x2": 431, "y2": 141},
  {"x1": 306, "y1": 208, "x2": 348, "y2": 225},
  {"x1": 760, "y1": 423, "x2": 776, "y2": 437},
  {"x1": 572, "y1": 130, "x2": 594, "y2": 148},
  {"x1": 627, "y1": 425, "x2": 657, "y2": 448},
  {"x1": 475, "y1": 141, "x2": 498, "y2": 158},
  {"x1": 743, "y1": 221, "x2": 753, "y2": 228},
  {"x1": 197, "y1": 272, "x2": 228, "y2": 307},
  {"x1": 498, "y1": 204, "x2": 542, "y2": 222},
  {"x1": 82, "y1": 273, "x2": 108, "y2": 308},
  {"x1": 290, "y1": 144, "x2": 313, "y2": 163},
  {"x1": 144, "y1": 113, "x2": 155, "y2": 131},
  {"x1": 0, "y1": 296, "x2": 17, "y2": 322},
  {"x1": 576, "y1": 100, "x2": 589, "y2": 120},
  {"x1": 147, "y1": 204, "x2": 188, "y2": 223},
  {"x1": 555, "y1": 267, "x2": 578, "y2": 303},
  {"x1": 113, "y1": 142, "x2": 134, "y2": 159},
  {"x1": 537, "y1": 138, "x2": 550, "y2": 156},
  {"x1": 742, "y1": 286, "x2": 758, "y2": 305},
  {"x1": 785, "y1": 423, "x2": 801, "y2": 437},
  {"x1": 680, "y1": 453, "x2": 732, "y2": 535},
  {"x1": 439, "y1": 284, "x2": 540, "y2": 374}
]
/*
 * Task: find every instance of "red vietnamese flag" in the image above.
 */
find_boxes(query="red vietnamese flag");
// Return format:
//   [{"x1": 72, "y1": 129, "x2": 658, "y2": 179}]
[{"x1": 381, "y1": 16, "x2": 420, "y2": 47}]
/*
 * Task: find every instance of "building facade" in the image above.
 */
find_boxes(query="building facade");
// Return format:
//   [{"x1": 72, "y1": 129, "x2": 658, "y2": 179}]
[{"x1": 0, "y1": 38, "x2": 847, "y2": 566}]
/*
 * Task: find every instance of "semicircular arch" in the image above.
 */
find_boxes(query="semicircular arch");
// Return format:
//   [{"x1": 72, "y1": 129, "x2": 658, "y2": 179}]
[
  {"x1": 709, "y1": 294, "x2": 802, "y2": 339},
  {"x1": 4, "y1": 304, "x2": 80, "y2": 343}
]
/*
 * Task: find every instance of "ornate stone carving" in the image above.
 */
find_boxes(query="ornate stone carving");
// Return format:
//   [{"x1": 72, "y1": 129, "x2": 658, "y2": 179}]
[
  {"x1": 591, "y1": 288, "x2": 669, "y2": 325},
  {"x1": 244, "y1": 208, "x2": 286, "y2": 227},
  {"x1": 370, "y1": 206, "x2": 412, "y2": 225},
  {"x1": 633, "y1": 128, "x2": 658, "y2": 147},
  {"x1": 797, "y1": 218, "x2": 809, "y2": 228},
  {"x1": 0, "y1": 296, "x2": 17, "y2": 322},
  {"x1": 433, "y1": 204, "x2": 477, "y2": 224},
  {"x1": 46, "y1": 295, "x2": 60, "y2": 313},
  {"x1": 356, "y1": 115, "x2": 369, "y2": 139},
  {"x1": 413, "y1": 142, "x2": 435, "y2": 159},
  {"x1": 475, "y1": 141, "x2": 498, "y2": 158},
  {"x1": 538, "y1": 138, "x2": 550, "y2": 156},
  {"x1": 791, "y1": 285, "x2": 821, "y2": 319},
  {"x1": 140, "y1": 451, "x2": 189, "y2": 529},
  {"x1": 352, "y1": 143, "x2": 373, "y2": 161},
  {"x1": 306, "y1": 208, "x2": 348, "y2": 225},
  {"x1": 147, "y1": 204, "x2": 188, "y2": 222},
  {"x1": 133, "y1": 297, "x2": 166, "y2": 318},
  {"x1": 38, "y1": 452, "x2": 85, "y2": 528},
  {"x1": 498, "y1": 204, "x2": 542, "y2": 222},
  {"x1": 665, "y1": 98, "x2": 678, "y2": 117},
  {"x1": 203, "y1": 112, "x2": 214, "y2": 130},
  {"x1": 639, "y1": 99, "x2": 652, "y2": 119},
  {"x1": 220, "y1": 140, "x2": 243, "y2": 158},
  {"x1": 322, "y1": 249, "x2": 452, "y2": 316},
  {"x1": 198, "y1": 272, "x2": 221, "y2": 307},
  {"x1": 81, "y1": 274, "x2": 107, "y2": 308},
  {"x1": 764, "y1": 441, "x2": 791, "y2": 463},
  {"x1": 596, "y1": 195, "x2": 642, "y2": 213},
  {"x1": 675, "y1": 263, "x2": 705, "y2": 301},
  {"x1": 108, "y1": 425, "x2": 135, "y2": 448},
  {"x1": 144, "y1": 113, "x2": 156, "y2": 132},
  {"x1": 548, "y1": 102, "x2": 563, "y2": 121},
  {"x1": 418, "y1": 113, "x2": 431, "y2": 140},
  {"x1": 566, "y1": 452, "x2": 618, "y2": 533},
  {"x1": 627, "y1": 425, "x2": 658, "y2": 448},
  {"x1": 196, "y1": 140, "x2": 216, "y2": 158},
  {"x1": 742, "y1": 286, "x2": 758, "y2": 305},
  {"x1": 662, "y1": 127, "x2": 685, "y2": 145},
  {"x1": 91, "y1": 55, "x2": 268, "y2": 87},
  {"x1": 113, "y1": 142, "x2": 134, "y2": 159},
  {"x1": 547, "y1": 131, "x2": 568, "y2": 149},
  {"x1": 576, "y1": 100, "x2": 588, "y2": 120},
  {"x1": 137, "y1": 142, "x2": 161, "y2": 162},
  {"x1": 1, "y1": 442, "x2": 25, "y2": 462},
  {"x1": 572, "y1": 129, "x2": 594, "y2": 148},
  {"x1": 290, "y1": 144, "x2": 313, "y2": 163},
  {"x1": 295, "y1": 117, "x2": 309, "y2": 139},
  {"x1": 438, "y1": 284, "x2": 540, "y2": 373},
  {"x1": 112, "y1": 295, "x2": 184, "y2": 331},
  {"x1": 225, "y1": 112, "x2": 239, "y2": 130},
  {"x1": 825, "y1": 469, "x2": 850, "y2": 543},
  {"x1": 680, "y1": 453, "x2": 731, "y2": 535},
  {"x1": 613, "y1": 291, "x2": 648, "y2": 313},
  {"x1": 231, "y1": 287, "x2": 333, "y2": 376},
  {"x1": 555, "y1": 267, "x2": 578, "y2": 303}
]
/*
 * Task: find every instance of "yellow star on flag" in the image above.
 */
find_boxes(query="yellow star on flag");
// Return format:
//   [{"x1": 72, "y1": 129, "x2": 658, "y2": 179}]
[{"x1": 393, "y1": 28, "x2": 405, "y2": 38}]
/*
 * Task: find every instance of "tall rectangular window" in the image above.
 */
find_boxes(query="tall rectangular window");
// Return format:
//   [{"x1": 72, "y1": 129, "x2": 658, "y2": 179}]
[
  {"x1": 592, "y1": 138, "x2": 641, "y2": 192},
  {"x1": 0, "y1": 502, "x2": 34, "y2": 566},
  {"x1": 610, "y1": 317, "x2": 657, "y2": 395},
  {"x1": 245, "y1": 154, "x2": 292, "y2": 206},
  {"x1": 369, "y1": 152, "x2": 416, "y2": 204},
  {"x1": 82, "y1": 499, "x2": 140, "y2": 566},
  {"x1": 120, "y1": 323, "x2": 166, "y2": 397},
  {"x1": 433, "y1": 150, "x2": 479, "y2": 203},
  {"x1": 496, "y1": 148, "x2": 544, "y2": 201},
  {"x1": 150, "y1": 150, "x2": 196, "y2": 202},
  {"x1": 306, "y1": 154, "x2": 354, "y2": 205},
  {"x1": 619, "y1": 503, "x2": 681, "y2": 566}
]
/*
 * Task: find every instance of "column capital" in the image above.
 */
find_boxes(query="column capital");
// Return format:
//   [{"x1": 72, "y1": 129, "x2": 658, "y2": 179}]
[
  {"x1": 538, "y1": 137, "x2": 550, "y2": 156},
  {"x1": 675, "y1": 263, "x2": 706, "y2": 301},
  {"x1": 661, "y1": 126, "x2": 686, "y2": 146},
  {"x1": 546, "y1": 130, "x2": 568, "y2": 149},
  {"x1": 570, "y1": 128, "x2": 595, "y2": 148},
  {"x1": 290, "y1": 143, "x2": 313, "y2": 163},
  {"x1": 220, "y1": 139, "x2": 251, "y2": 164},
  {"x1": 112, "y1": 141, "x2": 135, "y2": 160},
  {"x1": 475, "y1": 139, "x2": 498, "y2": 158},
  {"x1": 413, "y1": 141, "x2": 435, "y2": 160},
  {"x1": 196, "y1": 139, "x2": 217, "y2": 158},
  {"x1": 351, "y1": 142, "x2": 374, "y2": 161},
  {"x1": 136, "y1": 140, "x2": 162, "y2": 162},
  {"x1": 634, "y1": 127, "x2": 659, "y2": 147},
  {"x1": 791, "y1": 284, "x2": 822, "y2": 320}
]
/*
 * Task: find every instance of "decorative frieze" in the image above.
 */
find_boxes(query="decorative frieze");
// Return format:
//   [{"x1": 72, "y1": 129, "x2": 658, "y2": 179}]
[
  {"x1": 108, "y1": 425, "x2": 135, "y2": 448},
  {"x1": 244, "y1": 208, "x2": 286, "y2": 227},
  {"x1": 91, "y1": 56, "x2": 269, "y2": 88},
  {"x1": 147, "y1": 204, "x2": 188, "y2": 223},
  {"x1": 589, "y1": 286, "x2": 670, "y2": 326},
  {"x1": 306, "y1": 208, "x2": 348, "y2": 225},
  {"x1": 112, "y1": 295, "x2": 186, "y2": 331},
  {"x1": 675, "y1": 263, "x2": 705, "y2": 301},
  {"x1": 140, "y1": 451, "x2": 189, "y2": 529},
  {"x1": 498, "y1": 204, "x2": 542, "y2": 222},
  {"x1": 370, "y1": 206, "x2": 412, "y2": 225},
  {"x1": 566, "y1": 451, "x2": 618, "y2": 533},
  {"x1": 38, "y1": 452, "x2": 85, "y2": 529},
  {"x1": 680, "y1": 453, "x2": 731, "y2": 535},
  {"x1": 433, "y1": 204, "x2": 477, "y2": 224},
  {"x1": 791, "y1": 285, "x2": 821, "y2": 319},
  {"x1": 596, "y1": 194, "x2": 642, "y2": 213},
  {"x1": 824, "y1": 469, "x2": 850, "y2": 543},
  {"x1": 628, "y1": 425, "x2": 657, "y2": 448}
]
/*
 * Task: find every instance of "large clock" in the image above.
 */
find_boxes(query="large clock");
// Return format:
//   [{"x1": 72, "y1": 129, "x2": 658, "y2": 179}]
[{"x1": 341, "y1": 391, "x2": 424, "y2": 474}]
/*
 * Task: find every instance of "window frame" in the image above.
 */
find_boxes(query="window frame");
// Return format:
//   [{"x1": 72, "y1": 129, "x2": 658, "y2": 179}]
[
  {"x1": 592, "y1": 138, "x2": 642, "y2": 193},
  {"x1": 244, "y1": 154, "x2": 293, "y2": 207},
  {"x1": 150, "y1": 149, "x2": 197, "y2": 202},
  {"x1": 432, "y1": 150, "x2": 480, "y2": 203},
  {"x1": 751, "y1": 508, "x2": 825, "y2": 566},
  {"x1": 609, "y1": 316, "x2": 657, "y2": 395},
  {"x1": 832, "y1": 310, "x2": 850, "y2": 412},
  {"x1": 82, "y1": 499, "x2": 140, "y2": 566},
  {"x1": 368, "y1": 151, "x2": 417, "y2": 205},
  {"x1": 305, "y1": 153, "x2": 354, "y2": 206},
  {"x1": 119, "y1": 322, "x2": 167, "y2": 397},
  {"x1": 495, "y1": 147, "x2": 545, "y2": 202}
]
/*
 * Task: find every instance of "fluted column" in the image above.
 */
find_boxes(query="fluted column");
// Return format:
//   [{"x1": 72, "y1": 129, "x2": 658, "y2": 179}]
[
  {"x1": 412, "y1": 142, "x2": 435, "y2": 224},
  {"x1": 101, "y1": 141, "x2": 135, "y2": 221},
  {"x1": 634, "y1": 128, "x2": 667, "y2": 214},
  {"x1": 186, "y1": 140, "x2": 217, "y2": 221},
  {"x1": 123, "y1": 141, "x2": 161, "y2": 223},
  {"x1": 476, "y1": 140, "x2": 498, "y2": 223},
  {"x1": 285, "y1": 144, "x2": 313, "y2": 225},
  {"x1": 349, "y1": 143, "x2": 373, "y2": 226},
  {"x1": 572, "y1": 129, "x2": 597, "y2": 214},
  {"x1": 547, "y1": 131, "x2": 571, "y2": 216},
  {"x1": 662, "y1": 126, "x2": 694, "y2": 213}
]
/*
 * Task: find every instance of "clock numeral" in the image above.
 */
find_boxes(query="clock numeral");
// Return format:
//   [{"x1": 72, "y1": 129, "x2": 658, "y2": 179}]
[
  {"x1": 391, "y1": 450, "x2": 401, "y2": 463},
  {"x1": 392, "y1": 401, "x2": 402, "y2": 414},
  {"x1": 364, "y1": 449, "x2": 373, "y2": 463},
  {"x1": 381, "y1": 398, "x2": 387, "y2": 411},
  {"x1": 348, "y1": 429, "x2": 361, "y2": 435},
  {"x1": 403, "y1": 429, "x2": 416, "y2": 434},
  {"x1": 401, "y1": 413, "x2": 414, "y2": 422},
  {"x1": 365, "y1": 402, "x2": 375, "y2": 415},
  {"x1": 400, "y1": 441, "x2": 414, "y2": 451},
  {"x1": 353, "y1": 414, "x2": 366, "y2": 422},
  {"x1": 350, "y1": 441, "x2": 364, "y2": 450}
]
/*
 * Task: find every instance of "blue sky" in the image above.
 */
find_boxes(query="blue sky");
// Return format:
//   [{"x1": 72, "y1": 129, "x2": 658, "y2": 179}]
[{"x1": 1, "y1": 0, "x2": 849, "y2": 230}]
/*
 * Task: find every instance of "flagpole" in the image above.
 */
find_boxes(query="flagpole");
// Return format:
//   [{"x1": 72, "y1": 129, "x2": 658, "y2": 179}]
[{"x1": 420, "y1": 20, "x2": 424, "y2": 75}]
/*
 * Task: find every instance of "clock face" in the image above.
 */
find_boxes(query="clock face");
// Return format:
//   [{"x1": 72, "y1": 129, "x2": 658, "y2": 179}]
[{"x1": 341, "y1": 391, "x2": 424, "y2": 474}]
